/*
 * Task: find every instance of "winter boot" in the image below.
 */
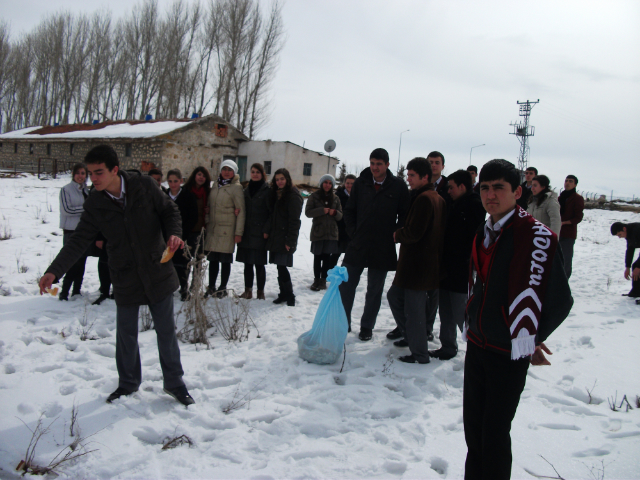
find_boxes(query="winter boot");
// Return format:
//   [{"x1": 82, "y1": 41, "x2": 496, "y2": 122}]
[
  {"x1": 239, "y1": 289, "x2": 253, "y2": 299},
  {"x1": 273, "y1": 277, "x2": 286, "y2": 304},
  {"x1": 309, "y1": 278, "x2": 321, "y2": 291},
  {"x1": 318, "y1": 279, "x2": 327, "y2": 290},
  {"x1": 282, "y1": 279, "x2": 295, "y2": 307},
  {"x1": 257, "y1": 290, "x2": 265, "y2": 300}
]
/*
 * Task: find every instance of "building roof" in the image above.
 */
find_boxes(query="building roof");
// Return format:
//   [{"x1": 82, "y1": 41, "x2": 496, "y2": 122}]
[{"x1": 0, "y1": 115, "x2": 243, "y2": 141}]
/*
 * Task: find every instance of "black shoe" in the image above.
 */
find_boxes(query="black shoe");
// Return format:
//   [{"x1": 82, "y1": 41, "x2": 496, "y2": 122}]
[
  {"x1": 348, "y1": 325, "x2": 352, "y2": 333},
  {"x1": 310, "y1": 278, "x2": 321, "y2": 291},
  {"x1": 107, "y1": 386, "x2": 138, "y2": 403},
  {"x1": 180, "y1": 290, "x2": 190, "y2": 301},
  {"x1": 359, "y1": 329, "x2": 373, "y2": 341},
  {"x1": 428, "y1": 348, "x2": 457, "y2": 360},
  {"x1": 386, "y1": 327, "x2": 403, "y2": 340},
  {"x1": 636, "y1": 299, "x2": 640, "y2": 305},
  {"x1": 393, "y1": 339, "x2": 409, "y2": 347},
  {"x1": 163, "y1": 386, "x2": 195, "y2": 406},
  {"x1": 59, "y1": 292, "x2": 69, "y2": 301},
  {"x1": 273, "y1": 294, "x2": 286, "y2": 304},
  {"x1": 427, "y1": 332, "x2": 434, "y2": 342},
  {"x1": 398, "y1": 354, "x2": 430, "y2": 364},
  {"x1": 286, "y1": 294, "x2": 296, "y2": 307},
  {"x1": 92, "y1": 293, "x2": 110, "y2": 305},
  {"x1": 71, "y1": 290, "x2": 81, "y2": 297}
]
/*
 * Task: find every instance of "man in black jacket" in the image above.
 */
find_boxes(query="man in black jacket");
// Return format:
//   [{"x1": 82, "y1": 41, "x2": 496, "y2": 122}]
[
  {"x1": 39, "y1": 145, "x2": 194, "y2": 406},
  {"x1": 515, "y1": 166, "x2": 537, "y2": 209},
  {"x1": 611, "y1": 222, "x2": 640, "y2": 297},
  {"x1": 429, "y1": 170, "x2": 485, "y2": 361},
  {"x1": 464, "y1": 159, "x2": 572, "y2": 479},
  {"x1": 341, "y1": 148, "x2": 410, "y2": 341}
]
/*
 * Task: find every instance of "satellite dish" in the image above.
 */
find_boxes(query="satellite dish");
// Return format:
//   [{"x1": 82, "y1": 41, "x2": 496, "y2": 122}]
[{"x1": 324, "y1": 139, "x2": 336, "y2": 153}]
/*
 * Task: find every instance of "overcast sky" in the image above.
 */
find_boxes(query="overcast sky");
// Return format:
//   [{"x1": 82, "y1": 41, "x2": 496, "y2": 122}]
[{"x1": 3, "y1": 0, "x2": 640, "y2": 197}]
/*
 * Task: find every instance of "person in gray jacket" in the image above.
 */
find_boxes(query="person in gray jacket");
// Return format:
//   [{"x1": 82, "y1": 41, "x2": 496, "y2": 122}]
[
  {"x1": 527, "y1": 175, "x2": 561, "y2": 235},
  {"x1": 39, "y1": 145, "x2": 194, "y2": 406},
  {"x1": 305, "y1": 174, "x2": 343, "y2": 291},
  {"x1": 58, "y1": 163, "x2": 90, "y2": 300}
]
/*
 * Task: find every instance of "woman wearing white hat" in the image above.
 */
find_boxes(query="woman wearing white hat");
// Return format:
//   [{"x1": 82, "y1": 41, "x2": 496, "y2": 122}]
[
  {"x1": 204, "y1": 159, "x2": 245, "y2": 297},
  {"x1": 305, "y1": 174, "x2": 343, "y2": 291}
]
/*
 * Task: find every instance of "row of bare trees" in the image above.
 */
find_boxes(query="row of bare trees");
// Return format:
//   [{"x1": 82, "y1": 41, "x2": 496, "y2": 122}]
[{"x1": 0, "y1": 0, "x2": 284, "y2": 138}]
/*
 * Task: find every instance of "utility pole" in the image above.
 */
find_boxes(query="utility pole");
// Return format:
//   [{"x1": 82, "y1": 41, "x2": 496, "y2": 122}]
[{"x1": 509, "y1": 99, "x2": 539, "y2": 182}]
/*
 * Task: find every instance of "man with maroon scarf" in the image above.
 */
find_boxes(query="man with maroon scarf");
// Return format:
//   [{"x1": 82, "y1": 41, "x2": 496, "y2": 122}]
[{"x1": 463, "y1": 159, "x2": 573, "y2": 479}]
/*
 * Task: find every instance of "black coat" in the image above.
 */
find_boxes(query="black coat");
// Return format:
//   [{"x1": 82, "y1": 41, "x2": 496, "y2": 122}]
[
  {"x1": 238, "y1": 181, "x2": 272, "y2": 251},
  {"x1": 434, "y1": 174, "x2": 452, "y2": 207},
  {"x1": 623, "y1": 223, "x2": 640, "y2": 269},
  {"x1": 266, "y1": 187, "x2": 303, "y2": 254},
  {"x1": 342, "y1": 167, "x2": 410, "y2": 271},
  {"x1": 167, "y1": 188, "x2": 198, "y2": 240},
  {"x1": 517, "y1": 182, "x2": 533, "y2": 210},
  {"x1": 46, "y1": 171, "x2": 181, "y2": 306},
  {"x1": 440, "y1": 192, "x2": 486, "y2": 293},
  {"x1": 336, "y1": 187, "x2": 351, "y2": 249}
]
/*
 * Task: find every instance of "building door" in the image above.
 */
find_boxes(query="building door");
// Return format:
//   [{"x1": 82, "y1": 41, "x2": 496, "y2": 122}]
[{"x1": 237, "y1": 156, "x2": 248, "y2": 182}]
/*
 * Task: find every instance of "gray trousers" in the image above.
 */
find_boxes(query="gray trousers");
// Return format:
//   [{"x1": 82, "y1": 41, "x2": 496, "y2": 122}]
[
  {"x1": 559, "y1": 238, "x2": 575, "y2": 279},
  {"x1": 340, "y1": 263, "x2": 388, "y2": 331},
  {"x1": 438, "y1": 289, "x2": 467, "y2": 355},
  {"x1": 425, "y1": 289, "x2": 439, "y2": 335},
  {"x1": 387, "y1": 285, "x2": 430, "y2": 362},
  {"x1": 116, "y1": 294, "x2": 185, "y2": 390}
]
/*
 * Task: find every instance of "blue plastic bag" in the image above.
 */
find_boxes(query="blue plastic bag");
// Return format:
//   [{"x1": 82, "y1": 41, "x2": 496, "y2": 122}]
[{"x1": 297, "y1": 266, "x2": 349, "y2": 364}]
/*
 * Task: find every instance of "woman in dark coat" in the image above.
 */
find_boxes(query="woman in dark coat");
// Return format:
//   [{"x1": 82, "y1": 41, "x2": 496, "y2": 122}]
[
  {"x1": 336, "y1": 174, "x2": 356, "y2": 254},
  {"x1": 237, "y1": 163, "x2": 272, "y2": 300},
  {"x1": 305, "y1": 174, "x2": 343, "y2": 291},
  {"x1": 166, "y1": 169, "x2": 198, "y2": 300},
  {"x1": 182, "y1": 166, "x2": 212, "y2": 288},
  {"x1": 265, "y1": 168, "x2": 303, "y2": 306}
]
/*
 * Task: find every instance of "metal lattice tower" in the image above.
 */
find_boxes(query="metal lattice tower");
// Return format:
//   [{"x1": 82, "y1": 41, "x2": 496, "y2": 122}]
[{"x1": 509, "y1": 99, "x2": 539, "y2": 181}]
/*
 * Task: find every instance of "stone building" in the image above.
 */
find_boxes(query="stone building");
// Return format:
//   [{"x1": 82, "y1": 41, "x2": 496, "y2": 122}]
[{"x1": 0, "y1": 115, "x2": 340, "y2": 184}]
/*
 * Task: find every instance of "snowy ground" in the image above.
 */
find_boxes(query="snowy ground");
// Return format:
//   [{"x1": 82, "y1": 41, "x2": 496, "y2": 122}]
[{"x1": 0, "y1": 174, "x2": 639, "y2": 479}]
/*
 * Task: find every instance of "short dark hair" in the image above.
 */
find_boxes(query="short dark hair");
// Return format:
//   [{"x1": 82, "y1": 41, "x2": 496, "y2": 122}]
[
  {"x1": 449, "y1": 169, "x2": 473, "y2": 192},
  {"x1": 250, "y1": 162, "x2": 267, "y2": 181},
  {"x1": 167, "y1": 168, "x2": 182, "y2": 180},
  {"x1": 85, "y1": 145, "x2": 119, "y2": 170},
  {"x1": 72, "y1": 163, "x2": 87, "y2": 177},
  {"x1": 566, "y1": 174, "x2": 578, "y2": 185},
  {"x1": 406, "y1": 157, "x2": 432, "y2": 182},
  {"x1": 345, "y1": 174, "x2": 356, "y2": 181},
  {"x1": 479, "y1": 159, "x2": 520, "y2": 192},
  {"x1": 370, "y1": 148, "x2": 389, "y2": 164},
  {"x1": 525, "y1": 166, "x2": 538, "y2": 175},
  {"x1": 467, "y1": 165, "x2": 478, "y2": 174},
  {"x1": 148, "y1": 168, "x2": 162, "y2": 177},
  {"x1": 427, "y1": 151, "x2": 445, "y2": 165},
  {"x1": 611, "y1": 222, "x2": 625, "y2": 235}
]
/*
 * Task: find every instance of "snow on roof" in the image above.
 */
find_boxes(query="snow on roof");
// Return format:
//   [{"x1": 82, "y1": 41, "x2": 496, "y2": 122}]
[{"x1": 0, "y1": 119, "x2": 195, "y2": 140}]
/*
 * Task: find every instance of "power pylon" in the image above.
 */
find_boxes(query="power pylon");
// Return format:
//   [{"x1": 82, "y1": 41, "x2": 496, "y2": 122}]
[{"x1": 509, "y1": 99, "x2": 539, "y2": 181}]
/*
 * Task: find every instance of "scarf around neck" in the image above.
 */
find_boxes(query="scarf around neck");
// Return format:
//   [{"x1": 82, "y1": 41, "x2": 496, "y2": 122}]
[
  {"x1": 558, "y1": 188, "x2": 575, "y2": 214},
  {"x1": 469, "y1": 205, "x2": 558, "y2": 360},
  {"x1": 191, "y1": 185, "x2": 207, "y2": 200},
  {"x1": 248, "y1": 179, "x2": 265, "y2": 197},
  {"x1": 218, "y1": 176, "x2": 232, "y2": 188}
]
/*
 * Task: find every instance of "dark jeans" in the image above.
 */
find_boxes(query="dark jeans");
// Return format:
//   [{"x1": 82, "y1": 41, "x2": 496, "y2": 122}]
[
  {"x1": 425, "y1": 289, "x2": 439, "y2": 335},
  {"x1": 313, "y1": 253, "x2": 340, "y2": 279},
  {"x1": 244, "y1": 263, "x2": 266, "y2": 290},
  {"x1": 387, "y1": 285, "x2": 429, "y2": 362},
  {"x1": 116, "y1": 294, "x2": 184, "y2": 391},
  {"x1": 464, "y1": 341, "x2": 530, "y2": 480},
  {"x1": 208, "y1": 261, "x2": 231, "y2": 289},
  {"x1": 61, "y1": 230, "x2": 88, "y2": 295},
  {"x1": 97, "y1": 243, "x2": 111, "y2": 296},
  {"x1": 559, "y1": 238, "x2": 575, "y2": 279},
  {"x1": 438, "y1": 289, "x2": 467, "y2": 355},
  {"x1": 339, "y1": 263, "x2": 388, "y2": 331}
]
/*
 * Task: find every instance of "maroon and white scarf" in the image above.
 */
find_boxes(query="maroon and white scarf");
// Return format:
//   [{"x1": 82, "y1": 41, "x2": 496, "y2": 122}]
[{"x1": 470, "y1": 206, "x2": 559, "y2": 360}]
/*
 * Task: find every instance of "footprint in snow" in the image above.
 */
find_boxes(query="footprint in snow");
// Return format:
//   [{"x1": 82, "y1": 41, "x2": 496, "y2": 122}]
[{"x1": 429, "y1": 456, "x2": 448, "y2": 475}]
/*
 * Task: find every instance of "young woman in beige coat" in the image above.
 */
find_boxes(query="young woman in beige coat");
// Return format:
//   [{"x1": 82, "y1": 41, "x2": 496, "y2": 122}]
[
  {"x1": 204, "y1": 159, "x2": 246, "y2": 297},
  {"x1": 527, "y1": 175, "x2": 561, "y2": 235}
]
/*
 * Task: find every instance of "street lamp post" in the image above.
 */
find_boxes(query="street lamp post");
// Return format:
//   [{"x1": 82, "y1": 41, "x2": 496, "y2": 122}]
[
  {"x1": 469, "y1": 144, "x2": 486, "y2": 165},
  {"x1": 397, "y1": 129, "x2": 410, "y2": 173}
]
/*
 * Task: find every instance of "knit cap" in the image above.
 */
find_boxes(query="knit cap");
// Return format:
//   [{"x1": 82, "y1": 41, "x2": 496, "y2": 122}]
[
  {"x1": 318, "y1": 174, "x2": 336, "y2": 188},
  {"x1": 220, "y1": 159, "x2": 238, "y2": 175}
]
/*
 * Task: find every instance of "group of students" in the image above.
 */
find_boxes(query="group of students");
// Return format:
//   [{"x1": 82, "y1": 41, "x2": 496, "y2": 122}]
[{"x1": 41, "y1": 143, "x2": 581, "y2": 478}]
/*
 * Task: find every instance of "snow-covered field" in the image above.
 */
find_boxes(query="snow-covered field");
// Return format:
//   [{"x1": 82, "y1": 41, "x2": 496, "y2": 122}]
[{"x1": 0, "y1": 173, "x2": 639, "y2": 479}]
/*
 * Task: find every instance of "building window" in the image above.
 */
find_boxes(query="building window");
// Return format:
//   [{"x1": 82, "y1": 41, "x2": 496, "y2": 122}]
[
  {"x1": 303, "y1": 163, "x2": 312, "y2": 176},
  {"x1": 29, "y1": 143, "x2": 34, "y2": 154},
  {"x1": 47, "y1": 144, "x2": 51, "y2": 156},
  {"x1": 214, "y1": 123, "x2": 228, "y2": 138},
  {"x1": 0, "y1": 142, "x2": 3, "y2": 149},
  {"x1": 125, "y1": 143, "x2": 132, "y2": 157},
  {"x1": 70, "y1": 143, "x2": 74, "y2": 156},
  {"x1": 14, "y1": 143, "x2": 18, "y2": 153},
  {"x1": 264, "y1": 161, "x2": 272, "y2": 174}
]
